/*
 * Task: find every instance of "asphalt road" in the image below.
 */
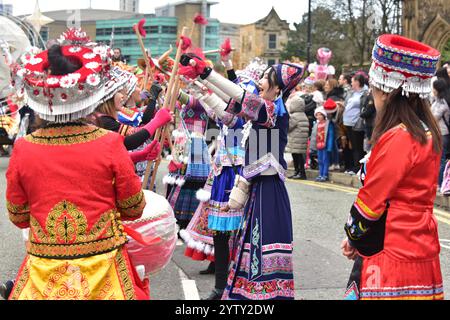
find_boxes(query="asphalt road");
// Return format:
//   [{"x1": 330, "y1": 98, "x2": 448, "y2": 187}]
[{"x1": 1, "y1": 157, "x2": 450, "y2": 300}]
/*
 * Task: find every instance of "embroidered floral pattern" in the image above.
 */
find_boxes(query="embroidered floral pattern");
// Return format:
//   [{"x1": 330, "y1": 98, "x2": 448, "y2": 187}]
[
  {"x1": 7, "y1": 201, "x2": 30, "y2": 225},
  {"x1": 9, "y1": 257, "x2": 30, "y2": 300},
  {"x1": 242, "y1": 152, "x2": 286, "y2": 181},
  {"x1": 231, "y1": 277, "x2": 295, "y2": 300},
  {"x1": 251, "y1": 219, "x2": 260, "y2": 279},
  {"x1": 28, "y1": 202, "x2": 126, "y2": 259},
  {"x1": 241, "y1": 252, "x2": 293, "y2": 275},
  {"x1": 24, "y1": 125, "x2": 109, "y2": 146},
  {"x1": 116, "y1": 190, "x2": 145, "y2": 218},
  {"x1": 239, "y1": 93, "x2": 264, "y2": 121},
  {"x1": 374, "y1": 39, "x2": 439, "y2": 77},
  {"x1": 115, "y1": 250, "x2": 136, "y2": 300},
  {"x1": 27, "y1": 236, "x2": 127, "y2": 259}
]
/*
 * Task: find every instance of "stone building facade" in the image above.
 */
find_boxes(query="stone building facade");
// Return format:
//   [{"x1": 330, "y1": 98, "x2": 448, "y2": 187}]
[
  {"x1": 402, "y1": 0, "x2": 449, "y2": 58},
  {"x1": 238, "y1": 8, "x2": 290, "y2": 69}
]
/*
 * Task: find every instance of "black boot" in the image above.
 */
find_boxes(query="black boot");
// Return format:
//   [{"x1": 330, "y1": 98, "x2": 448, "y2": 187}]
[
  {"x1": 202, "y1": 288, "x2": 224, "y2": 300},
  {"x1": 199, "y1": 262, "x2": 215, "y2": 275}
]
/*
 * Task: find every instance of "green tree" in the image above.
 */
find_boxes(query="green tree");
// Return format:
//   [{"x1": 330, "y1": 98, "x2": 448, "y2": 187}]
[{"x1": 282, "y1": 0, "x2": 401, "y2": 71}]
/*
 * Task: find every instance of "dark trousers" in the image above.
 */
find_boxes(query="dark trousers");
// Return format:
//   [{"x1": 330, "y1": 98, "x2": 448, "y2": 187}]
[
  {"x1": 346, "y1": 126, "x2": 366, "y2": 173},
  {"x1": 213, "y1": 233, "x2": 230, "y2": 291},
  {"x1": 292, "y1": 153, "x2": 306, "y2": 176}
]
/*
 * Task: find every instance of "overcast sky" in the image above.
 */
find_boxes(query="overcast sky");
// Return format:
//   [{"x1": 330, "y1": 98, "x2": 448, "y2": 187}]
[{"x1": 4, "y1": 0, "x2": 308, "y2": 25}]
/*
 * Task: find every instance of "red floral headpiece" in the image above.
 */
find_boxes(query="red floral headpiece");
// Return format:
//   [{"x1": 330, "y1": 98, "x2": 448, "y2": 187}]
[{"x1": 12, "y1": 29, "x2": 114, "y2": 122}]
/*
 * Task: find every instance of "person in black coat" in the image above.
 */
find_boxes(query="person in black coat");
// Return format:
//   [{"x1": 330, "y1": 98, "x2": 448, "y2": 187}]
[{"x1": 359, "y1": 92, "x2": 376, "y2": 141}]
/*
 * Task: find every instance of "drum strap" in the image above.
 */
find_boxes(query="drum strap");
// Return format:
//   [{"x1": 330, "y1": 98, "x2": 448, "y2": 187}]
[{"x1": 123, "y1": 225, "x2": 162, "y2": 246}]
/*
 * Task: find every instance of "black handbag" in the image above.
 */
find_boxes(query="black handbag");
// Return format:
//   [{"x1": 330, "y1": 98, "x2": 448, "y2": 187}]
[{"x1": 353, "y1": 117, "x2": 365, "y2": 132}]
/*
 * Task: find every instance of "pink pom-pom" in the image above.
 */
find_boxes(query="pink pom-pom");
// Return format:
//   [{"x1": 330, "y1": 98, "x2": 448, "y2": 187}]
[
  {"x1": 133, "y1": 19, "x2": 147, "y2": 38},
  {"x1": 190, "y1": 48, "x2": 206, "y2": 60},
  {"x1": 179, "y1": 65, "x2": 199, "y2": 80},
  {"x1": 178, "y1": 36, "x2": 192, "y2": 52},
  {"x1": 220, "y1": 38, "x2": 232, "y2": 57},
  {"x1": 193, "y1": 13, "x2": 208, "y2": 25}
]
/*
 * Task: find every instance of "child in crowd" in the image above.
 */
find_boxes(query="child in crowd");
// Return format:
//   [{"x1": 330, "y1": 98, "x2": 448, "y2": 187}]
[{"x1": 310, "y1": 107, "x2": 335, "y2": 182}]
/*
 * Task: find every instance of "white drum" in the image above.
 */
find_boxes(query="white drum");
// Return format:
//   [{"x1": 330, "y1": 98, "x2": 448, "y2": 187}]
[{"x1": 123, "y1": 190, "x2": 178, "y2": 278}]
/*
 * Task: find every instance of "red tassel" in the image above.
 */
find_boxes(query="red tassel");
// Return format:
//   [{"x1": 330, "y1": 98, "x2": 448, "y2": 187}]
[
  {"x1": 133, "y1": 19, "x2": 147, "y2": 38},
  {"x1": 220, "y1": 38, "x2": 232, "y2": 57},
  {"x1": 193, "y1": 13, "x2": 208, "y2": 25}
]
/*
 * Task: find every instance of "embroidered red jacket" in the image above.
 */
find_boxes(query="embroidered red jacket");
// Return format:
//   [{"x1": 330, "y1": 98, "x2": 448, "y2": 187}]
[{"x1": 6, "y1": 123, "x2": 146, "y2": 259}]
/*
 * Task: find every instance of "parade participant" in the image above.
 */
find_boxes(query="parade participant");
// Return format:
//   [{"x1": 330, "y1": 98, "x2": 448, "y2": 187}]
[
  {"x1": 179, "y1": 53, "x2": 304, "y2": 300},
  {"x1": 342, "y1": 34, "x2": 443, "y2": 300},
  {"x1": 166, "y1": 88, "x2": 211, "y2": 231},
  {"x1": 90, "y1": 70, "x2": 172, "y2": 151},
  {"x1": 180, "y1": 57, "x2": 267, "y2": 285},
  {"x1": 112, "y1": 48, "x2": 126, "y2": 63},
  {"x1": 6, "y1": 39, "x2": 149, "y2": 300}
]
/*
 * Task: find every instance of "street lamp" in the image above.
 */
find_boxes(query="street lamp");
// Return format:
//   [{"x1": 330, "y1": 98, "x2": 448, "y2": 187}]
[{"x1": 307, "y1": 0, "x2": 312, "y2": 65}]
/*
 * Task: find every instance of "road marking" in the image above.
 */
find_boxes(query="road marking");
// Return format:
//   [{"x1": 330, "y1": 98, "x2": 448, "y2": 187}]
[
  {"x1": 435, "y1": 214, "x2": 450, "y2": 227},
  {"x1": 289, "y1": 180, "x2": 450, "y2": 227},
  {"x1": 435, "y1": 208, "x2": 450, "y2": 219},
  {"x1": 288, "y1": 179, "x2": 358, "y2": 195},
  {"x1": 179, "y1": 269, "x2": 200, "y2": 300}
]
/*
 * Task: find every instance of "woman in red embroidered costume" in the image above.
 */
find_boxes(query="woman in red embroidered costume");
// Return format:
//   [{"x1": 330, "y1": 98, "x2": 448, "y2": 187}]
[
  {"x1": 342, "y1": 34, "x2": 444, "y2": 300},
  {"x1": 6, "y1": 29, "x2": 149, "y2": 300}
]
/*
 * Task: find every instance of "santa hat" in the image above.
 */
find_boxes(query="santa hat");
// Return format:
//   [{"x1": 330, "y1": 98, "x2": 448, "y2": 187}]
[
  {"x1": 369, "y1": 34, "x2": 440, "y2": 98},
  {"x1": 323, "y1": 98, "x2": 337, "y2": 113},
  {"x1": 11, "y1": 28, "x2": 112, "y2": 123},
  {"x1": 314, "y1": 107, "x2": 327, "y2": 118}
]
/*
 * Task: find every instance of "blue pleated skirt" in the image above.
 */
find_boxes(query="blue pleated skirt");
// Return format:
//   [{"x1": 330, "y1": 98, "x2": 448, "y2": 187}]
[
  {"x1": 208, "y1": 166, "x2": 244, "y2": 232},
  {"x1": 222, "y1": 175, "x2": 295, "y2": 300}
]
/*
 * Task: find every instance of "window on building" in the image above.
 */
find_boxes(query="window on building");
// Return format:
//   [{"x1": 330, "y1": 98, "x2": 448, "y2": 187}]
[
  {"x1": 145, "y1": 26, "x2": 159, "y2": 34},
  {"x1": 123, "y1": 39, "x2": 132, "y2": 47},
  {"x1": 161, "y1": 26, "x2": 177, "y2": 34},
  {"x1": 268, "y1": 34, "x2": 277, "y2": 49},
  {"x1": 96, "y1": 29, "x2": 105, "y2": 37},
  {"x1": 159, "y1": 39, "x2": 175, "y2": 47},
  {"x1": 268, "y1": 59, "x2": 276, "y2": 66},
  {"x1": 206, "y1": 26, "x2": 217, "y2": 34},
  {"x1": 205, "y1": 39, "x2": 218, "y2": 49},
  {"x1": 123, "y1": 28, "x2": 133, "y2": 35}
]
